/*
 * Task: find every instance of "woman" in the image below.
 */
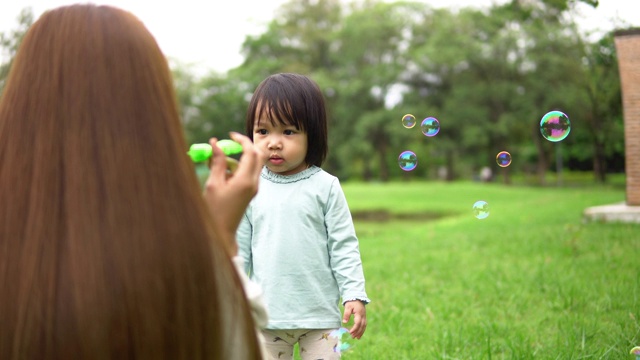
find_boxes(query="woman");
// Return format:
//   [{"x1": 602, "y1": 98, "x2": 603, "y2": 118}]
[{"x1": 0, "y1": 4, "x2": 264, "y2": 359}]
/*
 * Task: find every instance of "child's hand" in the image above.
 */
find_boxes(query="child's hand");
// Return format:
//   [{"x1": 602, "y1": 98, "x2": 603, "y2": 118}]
[{"x1": 342, "y1": 300, "x2": 367, "y2": 339}]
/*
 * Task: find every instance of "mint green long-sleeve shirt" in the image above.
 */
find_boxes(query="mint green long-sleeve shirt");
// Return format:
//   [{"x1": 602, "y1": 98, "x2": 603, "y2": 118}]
[{"x1": 236, "y1": 166, "x2": 370, "y2": 330}]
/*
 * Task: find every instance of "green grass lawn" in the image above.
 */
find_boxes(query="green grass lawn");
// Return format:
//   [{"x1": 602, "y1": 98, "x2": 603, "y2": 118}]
[{"x1": 328, "y1": 180, "x2": 639, "y2": 359}]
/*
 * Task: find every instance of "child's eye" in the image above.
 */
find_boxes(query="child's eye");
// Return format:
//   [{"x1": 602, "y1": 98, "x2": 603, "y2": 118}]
[
  {"x1": 284, "y1": 129, "x2": 295, "y2": 135},
  {"x1": 255, "y1": 129, "x2": 268, "y2": 135}
]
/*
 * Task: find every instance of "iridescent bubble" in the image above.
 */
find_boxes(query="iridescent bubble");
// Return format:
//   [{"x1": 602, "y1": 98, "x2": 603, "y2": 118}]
[
  {"x1": 402, "y1": 114, "x2": 417, "y2": 129},
  {"x1": 421, "y1": 117, "x2": 440, "y2": 137},
  {"x1": 540, "y1": 111, "x2": 571, "y2": 142},
  {"x1": 329, "y1": 327, "x2": 352, "y2": 354},
  {"x1": 473, "y1": 200, "x2": 489, "y2": 220},
  {"x1": 398, "y1": 150, "x2": 418, "y2": 171},
  {"x1": 496, "y1": 151, "x2": 512, "y2": 167}
]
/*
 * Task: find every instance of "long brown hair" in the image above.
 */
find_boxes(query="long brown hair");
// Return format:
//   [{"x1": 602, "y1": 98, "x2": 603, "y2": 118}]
[{"x1": 0, "y1": 5, "x2": 261, "y2": 359}]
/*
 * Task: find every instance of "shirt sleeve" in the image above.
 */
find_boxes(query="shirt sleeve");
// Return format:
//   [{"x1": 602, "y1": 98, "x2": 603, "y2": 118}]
[{"x1": 325, "y1": 178, "x2": 371, "y2": 305}]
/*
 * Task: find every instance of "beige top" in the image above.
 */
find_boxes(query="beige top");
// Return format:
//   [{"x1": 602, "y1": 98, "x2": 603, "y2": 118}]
[{"x1": 233, "y1": 256, "x2": 268, "y2": 357}]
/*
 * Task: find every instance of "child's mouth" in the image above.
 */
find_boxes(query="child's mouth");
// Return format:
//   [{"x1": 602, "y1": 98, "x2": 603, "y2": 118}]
[{"x1": 269, "y1": 156, "x2": 284, "y2": 165}]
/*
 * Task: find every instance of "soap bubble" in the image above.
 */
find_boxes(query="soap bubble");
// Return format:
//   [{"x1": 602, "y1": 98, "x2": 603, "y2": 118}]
[
  {"x1": 473, "y1": 200, "x2": 489, "y2": 219},
  {"x1": 421, "y1": 117, "x2": 440, "y2": 137},
  {"x1": 496, "y1": 151, "x2": 512, "y2": 167},
  {"x1": 329, "y1": 327, "x2": 352, "y2": 354},
  {"x1": 540, "y1": 111, "x2": 570, "y2": 142},
  {"x1": 398, "y1": 151, "x2": 418, "y2": 171},
  {"x1": 402, "y1": 114, "x2": 417, "y2": 128}
]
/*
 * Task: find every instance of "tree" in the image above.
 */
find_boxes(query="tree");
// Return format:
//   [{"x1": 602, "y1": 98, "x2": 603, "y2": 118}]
[
  {"x1": 402, "y1": 4, "x2": 535, "y2": 183},
  {"x1": 170, "y1": 60, "x2": 201, "y2": 141},
  {"x1": 327, "y1": 1, "x2": 419, "y2": 181},
  {"x1": 574, "y1": 32, "x2": 623, "y2": 182},
  {"x1": 181, "y1": 0, "x2": 618, "y2": 185},
  {"x1": 0, "y1": 7, "x2": 34, "y2": 96},
  {"x1": 172, "y1": 64, "x2": 254, "y2": 144},
  {"x1": 238, "y1": 0, "x2": 343, "y2": 77},
  {"x1": 510, "y1": 1, "x2": 593, "y2": 185},
  {"x1": 191, "y1": 73, "x2": 253, "y2": 142}
]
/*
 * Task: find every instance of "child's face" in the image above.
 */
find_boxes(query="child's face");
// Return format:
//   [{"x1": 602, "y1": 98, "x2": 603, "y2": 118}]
[{"x1": 252, "y1": 114, "x2": 308, "y2": 176}]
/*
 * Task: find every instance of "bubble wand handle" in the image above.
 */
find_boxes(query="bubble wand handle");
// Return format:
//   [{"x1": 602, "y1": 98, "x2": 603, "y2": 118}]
[
  {"x1": 187, "y1": 139, "x2": 243, "y2": 172},
  {"x1": 187, "y1": 139, "x2": 243, "y2": 162}
]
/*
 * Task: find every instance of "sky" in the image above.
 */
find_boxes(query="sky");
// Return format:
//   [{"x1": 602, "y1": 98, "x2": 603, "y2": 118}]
[{"x1": 2, "y1": 0, "x2": 638, "y2": 76}]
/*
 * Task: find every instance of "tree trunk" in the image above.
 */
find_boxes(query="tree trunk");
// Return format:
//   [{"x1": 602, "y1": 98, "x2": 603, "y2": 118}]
[
  {"x1": 593, "y1": 141, "x2": 607, "y2": 183},
  {"x1": 362, "y1": 159, "x2": 372, "y2": 182},
  {"x1": 445, "y1": 150, "x2": 455, "y2": 181},
  {"x1": 532, "y1": 125, "x2": 548, "y2": 185},
  {"x1": 500, "y1": 166, "x2": 512, "y2": 185},
  {"x1": 378, "y1": 138, "x2": 389, "y2": 182}
]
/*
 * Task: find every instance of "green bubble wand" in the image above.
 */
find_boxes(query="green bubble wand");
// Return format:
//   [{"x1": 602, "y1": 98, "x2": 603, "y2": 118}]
[{"x1": 187, "y1": 139, "x2": 243, "y2": 172}]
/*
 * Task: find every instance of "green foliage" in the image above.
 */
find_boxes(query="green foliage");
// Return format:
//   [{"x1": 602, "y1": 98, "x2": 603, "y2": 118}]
[
  {"x1": 576, "y1": 33, "x2": 624, "y2": 181},
  {"x1": 190, "y1": 74, "x2": 250, "y2": 142},
  {"x1": 0, "y1": 7, "x2": 34, "y2": 96},
  {"x1": 239, "y1": 0, "x2": 343, "y2": 76},
  {"x1": 2, "y1": 2, "x2": 620, "y2": 183},
  {"x1": 326, "y1": 1, "x2": 417, "y2": 180},
  {"x1": 332, "y1": 180, "x2": 638, "y2": 359},
  {"x1": 191, "y1": 0, "x2": 621, "y2": 183}
]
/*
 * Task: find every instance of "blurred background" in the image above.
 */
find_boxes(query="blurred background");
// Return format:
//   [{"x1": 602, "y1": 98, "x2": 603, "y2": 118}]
[{"x1": 1, "y1": 0, "x2": 635, "y2": 185}]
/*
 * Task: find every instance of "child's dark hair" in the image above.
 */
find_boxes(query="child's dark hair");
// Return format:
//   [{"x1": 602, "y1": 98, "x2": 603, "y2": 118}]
[{"x1": 245, "y1": 73, "x2": 328, "y2": 167}]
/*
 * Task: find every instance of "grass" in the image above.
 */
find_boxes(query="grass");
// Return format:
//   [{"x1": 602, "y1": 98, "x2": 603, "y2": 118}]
[{"x1": 322, "y1": 180, "x2": 640, "y2": 359}]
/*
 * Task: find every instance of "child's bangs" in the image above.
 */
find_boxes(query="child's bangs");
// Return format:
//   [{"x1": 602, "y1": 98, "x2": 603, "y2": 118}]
[{"x1": 255, "y1": 98, "x2": 304, "y2": 130}]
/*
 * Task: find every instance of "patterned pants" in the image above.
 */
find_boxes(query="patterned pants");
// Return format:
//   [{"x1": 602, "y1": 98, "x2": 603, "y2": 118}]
[{"x1": 261, "y1": 328, "x2": 341, "y2": 360}]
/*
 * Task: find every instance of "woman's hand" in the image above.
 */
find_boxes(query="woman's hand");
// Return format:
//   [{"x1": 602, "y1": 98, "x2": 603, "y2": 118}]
[{"x1": 203, "y1": 132, "x2": 264, "y2": 256}]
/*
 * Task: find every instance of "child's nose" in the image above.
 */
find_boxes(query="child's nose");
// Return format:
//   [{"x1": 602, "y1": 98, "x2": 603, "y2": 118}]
[{"x1": 267, "y1": 138, "x2": 282, "y2": 150}]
